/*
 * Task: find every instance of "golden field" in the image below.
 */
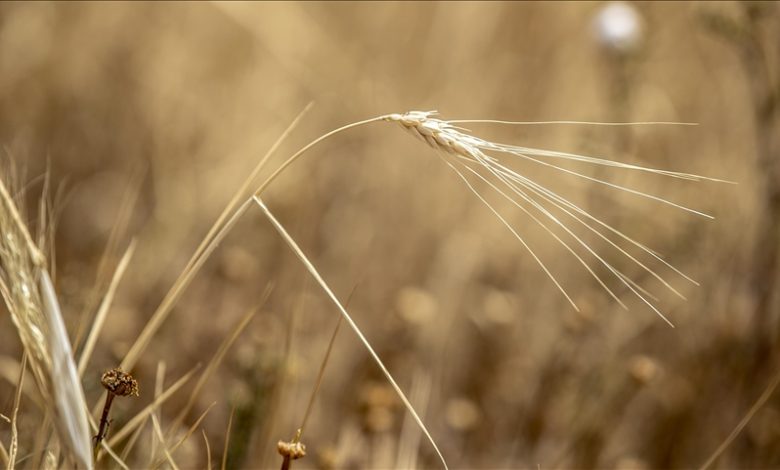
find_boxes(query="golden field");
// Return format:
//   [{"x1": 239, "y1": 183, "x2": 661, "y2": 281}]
[{"x1": 0, "y1": 2, "x2": 778, "y2": 469}]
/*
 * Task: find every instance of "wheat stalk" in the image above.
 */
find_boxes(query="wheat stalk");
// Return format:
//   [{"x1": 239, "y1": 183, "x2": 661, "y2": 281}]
[{"x1": 0, "y1": 178, "x2": 93, "y2": 470}]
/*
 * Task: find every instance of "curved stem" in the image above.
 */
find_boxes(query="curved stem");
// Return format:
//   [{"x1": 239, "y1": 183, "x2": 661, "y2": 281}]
[
  {"x1": 253, "y1": 115, "x2": 389, "y2": 197},
  {"x1": 254, "y1": 196, "x2": 448, "y2": 470},
  {"x1": 185, "y1": 103, "x2": 314, "y2": 276},
  {"x1": 117, "y1": 105, "x2": 311, "y2": 373}
]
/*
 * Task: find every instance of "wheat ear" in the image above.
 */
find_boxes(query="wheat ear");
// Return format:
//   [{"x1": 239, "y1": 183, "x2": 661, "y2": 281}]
[
  {"x1": 0, "y1": 178, "x2": 93, "y2": 470},
  {"x1": 384, "y1": 111, "x2": 726, "y2": 324}
]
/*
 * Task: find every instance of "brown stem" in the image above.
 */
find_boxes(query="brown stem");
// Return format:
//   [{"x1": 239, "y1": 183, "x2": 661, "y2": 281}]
[
  {"x1": 94, "y1": 392, "x2": 115, "y2": 455},
  {"x1": 280, "y1": 455, "x2": 291, "y2": 470}
]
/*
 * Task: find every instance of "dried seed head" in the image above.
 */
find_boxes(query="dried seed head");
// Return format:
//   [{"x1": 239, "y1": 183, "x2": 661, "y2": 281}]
[
  {"x1": 277, "y1": 440, "x2": 306, "y2": 460},
  {"x1": 383, "y1": 110, "x2": 726, "y2": 327},
  {"x1": 100, "y1": 368, "x2": 139, "y2": 397},
  {"x1": 385, "y1": 111, "x2": 480, "y2": 159}
]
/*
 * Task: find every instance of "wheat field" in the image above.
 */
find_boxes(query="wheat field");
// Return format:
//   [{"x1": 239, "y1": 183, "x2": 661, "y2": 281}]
[{"x1": 0, "y1": 2, "x2": 777, "y2": 469}]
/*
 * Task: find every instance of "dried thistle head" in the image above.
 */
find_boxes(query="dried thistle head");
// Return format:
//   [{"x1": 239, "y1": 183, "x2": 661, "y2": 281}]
[
  {"x1": 94, "y1": 368, "x2": 138, "y2": 457},
  {"x1": 101, "y1": 368, "x2": 139, "y2": 397},
  {"x1": 277, "y1": 440, "x2": 306, "y2": 461}
]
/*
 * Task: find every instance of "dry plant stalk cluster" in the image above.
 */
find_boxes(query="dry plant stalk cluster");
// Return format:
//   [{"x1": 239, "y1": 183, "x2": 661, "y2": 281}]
[
  {"x1": 0, "y1": 105, "x2": 725, "y2": 470},
  {"x1": 4, "y1": 3, "x2": 779, "y2": 469}
]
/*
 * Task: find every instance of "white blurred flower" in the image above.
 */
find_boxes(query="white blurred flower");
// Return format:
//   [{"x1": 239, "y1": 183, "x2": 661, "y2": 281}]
[{"x1": 594, "y1": 1, "x2": 644, "y2": 53}]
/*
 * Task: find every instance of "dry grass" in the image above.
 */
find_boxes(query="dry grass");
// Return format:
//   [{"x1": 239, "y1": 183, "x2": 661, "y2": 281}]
[{"x1": 0, "y1": 2, "x2": 778, "y2": 469}]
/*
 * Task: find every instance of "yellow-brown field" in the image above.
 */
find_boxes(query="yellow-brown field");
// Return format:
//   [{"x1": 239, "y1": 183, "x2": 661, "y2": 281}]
[{"x1": 0, "y1": 2, "x2": 777, "y2": 469}]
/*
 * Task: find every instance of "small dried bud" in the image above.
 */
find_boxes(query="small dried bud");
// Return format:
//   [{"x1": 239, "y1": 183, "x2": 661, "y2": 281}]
[
  {"x1": 100, "y1": 368, "x2": 139, "y2": 397},
  {"x1": 277, "y1": 440, "x2": 306, "y2": 460}
]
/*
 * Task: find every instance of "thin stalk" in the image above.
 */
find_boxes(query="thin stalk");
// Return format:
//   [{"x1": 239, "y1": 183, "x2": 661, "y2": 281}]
[
  {"x1": 119, "y1": 201, "x2": 250, "y2": 371},
  {"x1": 168, "y1": 286, "x2": 272, "y2": 436},
  {"x1": 203, "y1": 430, "x2": 212, "y2": 470},
  {"x1": 221, "y1": 409, "x2": 234, "y2": 470},
  {"x1": 183, "y1": 103, "x2": 314, "y2": 278},
  {"x1": 94, "y1": 392, "x2": 116, "y2": 460},
  {"x1": 119, "y1": 104, "x2": 311, "y2": 372},
  {"x1": 121, "y1": 112, "x2": 385, "y2": 373},
  {"x1": 252, "y1": 115, "x2": 387, "y2": 198},
  {"x1": 296, "y1": 285, "x2": 357, "y2": 443},
  {"x1": 6, "y1": 354, "x2": 26, "y2": 470},
  {"x1": 278, "y1": 317, "x2": 343, "y2": 469},
  {"x1": 699, "y1": 369, "x2": 780, "y2": 470},
  {"x1": 299, "y1": 318, "x2": 341, "y2": 441},
  {"x1": 79, "y1": 240, "x2": 137, "y2": 376},
  {"x1": 253, "y1": 196, "x2": 448, "y2": 470}
]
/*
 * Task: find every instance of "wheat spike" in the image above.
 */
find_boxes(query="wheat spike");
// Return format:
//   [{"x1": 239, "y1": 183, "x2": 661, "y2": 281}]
[
  {"x1": 385, "y1": 111, "x2": 720, "y2": 324},
  {"x1": 0, "y1": 177, "x2": 93, "y2": 470}
]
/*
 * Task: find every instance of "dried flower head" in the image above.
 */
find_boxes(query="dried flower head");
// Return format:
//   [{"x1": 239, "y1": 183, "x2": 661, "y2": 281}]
[
  {"x1": 100, "y1": 368, "x2": 139, "y2": 397},
  {"x1": 277, "y1": 440, "x2": 306, "y2": 460}
]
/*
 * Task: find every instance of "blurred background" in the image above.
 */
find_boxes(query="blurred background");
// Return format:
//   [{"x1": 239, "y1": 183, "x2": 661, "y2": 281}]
[{"x1": 0, "y1": 1, "x2": 777, "y2": 469}]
